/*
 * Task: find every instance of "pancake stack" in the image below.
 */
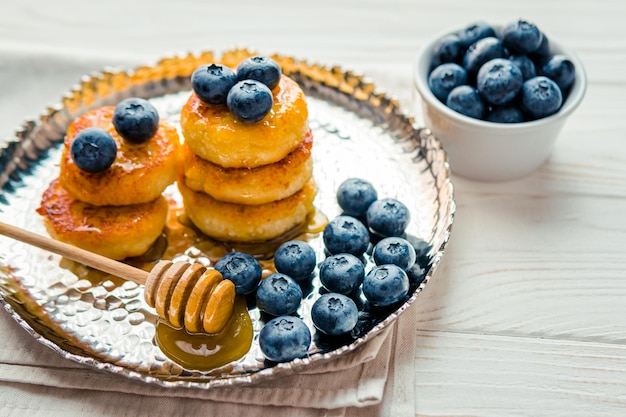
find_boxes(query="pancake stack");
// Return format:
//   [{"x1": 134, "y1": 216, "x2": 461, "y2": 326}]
[
  {"x1": 37, "y1": 105, "x2": 180, "y2": 260},
  {"x1": 178, "y1": 70, "x2": 316, "y2": 243}
]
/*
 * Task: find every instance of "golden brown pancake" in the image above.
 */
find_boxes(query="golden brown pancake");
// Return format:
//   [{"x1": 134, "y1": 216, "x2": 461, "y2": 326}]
[
  {"x1": 178, "y1": 177, "x2": 316, "y2": 242},
  {"x1": 182, "y1": 129, "x2": 313, "y2": 205},
  {"x1": 180, "y1": 75, "x2": 308, "y2": 169},
  {"x1": 59, "y1": 106, "x2": 180, "y2": 206},
  {"x1": 37, "y1": 179, "x2": 168, "y2": 260}
]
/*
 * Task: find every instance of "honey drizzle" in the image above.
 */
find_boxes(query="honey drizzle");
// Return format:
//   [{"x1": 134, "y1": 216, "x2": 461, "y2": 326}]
[
  {"x1": 154, "y1": 296, "x2": 253, "y2": 371},
  {"x1": 163, "y1": 199, "x2": 328, "y2": 263},
  {"x1": 70, "y1": 200, "x2": 327, "y2": 370},
  {"x1": 148, "y1": 202, "x2": 327, "y2": 368}
]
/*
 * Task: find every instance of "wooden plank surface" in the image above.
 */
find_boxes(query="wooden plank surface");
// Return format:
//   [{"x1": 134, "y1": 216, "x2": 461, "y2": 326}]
[{"x1": 1, "y1": 0, "x2": 625, "y2": 415}]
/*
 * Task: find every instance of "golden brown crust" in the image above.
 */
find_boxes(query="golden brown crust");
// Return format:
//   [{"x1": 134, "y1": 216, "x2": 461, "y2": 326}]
[
  {"x1": 180, "y1": 75, "x2": 308, "y2": 169},
  {"x1": 182, "y1": 129, "x2": 313, "y2": 205},
  {"x1": 178, "y1": 177, "x2": 316, "y2": 242},
  {"x1": 37, "y1": 179, "x2": 168, "y2": 260},
  {"x1": 59, "y1": 106, "x2": 180, "y2": 206}
]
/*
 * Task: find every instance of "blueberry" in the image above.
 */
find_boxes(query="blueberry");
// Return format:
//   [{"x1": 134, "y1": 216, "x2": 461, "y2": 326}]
[
  {"x1": 256, "y1": 273, "x2": 303, "y2": 316},
  {"x1": 319, "y1": 253, "x2": 365, "y2": 294},
  {"x1": 431, "y1": 34, "x2": 464, "y2": 67},
  {"x1": 372, "y1": 237, "x2": 416, "y2": 270},
  {"x1": 486, "y1": 105, "x2": 525, "y2": 123},
  {"x1": 227, "y1": 80, "x2": 273, "y2": 123},
  {"x1": 509, "y1": 55, "x2": 537, "y2": 80},
  {"x1": 428, "y1": 63, "x2": 468, "y2": 103},
  {"x1": 311, "y1": 293, "x2": 359, "y2": 335},
  {"x1": 363, "y1": 264, "x2": 410, "y2": 307},
  {"x1": 462, "y1": 37, "x2": 505, "y2": 80},
  {"x1": 501, "y1": 20, "x2": 544, "y2": 55},
  {"x1": 520, "y1": 76, "x2": 563, "y2": 119},
  {"x1": 366, "y1": 198, "x2": 411, "y2": 238},
  {"x1": 336, "y1": 178, "x2": 378, "y2": 217},
  {"x1": 236, "y1": 56, "x2": 282, "y2": 90},
  {"x1": 214, "y1": 251, "x2": 262, "y2": 295},
  {"x1": 541, "y1": 54, "x2": 576, "y2": 91},
  {"x1": 404, "y1": 235, "x2": 433, "y2": 267},
  {"x1": 259, "y1": 316, "x2": 311, "y2": 362},
  {"x1": 530, "y1": 33, "x2": 551, "y2": 62},
  {"x1": 476, "y1": 58, "x2": 524, "y2": 106},
  {"x1": 70, "y1": 128, "x2": 117, "y2": 173},
  {"x1": 457, "y1": 21, "x2": 497, "y2": 48},
  {"x1": 274, "y1": 240, "x2": 316, "y2": 281},
  {"x1": 446, "y1": 85, "x2": 485, "y2": 120},
  {"x1": 323, "y1": 215, "x2": 370, "y2": 256},
  {"x1": 191, "y1": 63, "x2": 238, "y2": 105},
  {"x1": 112, "y1": 98, "x2": 159, "y2": 144}
]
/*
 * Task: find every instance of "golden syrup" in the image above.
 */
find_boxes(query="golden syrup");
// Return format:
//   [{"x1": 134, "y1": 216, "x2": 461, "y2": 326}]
[
  {"x1": 45, "y1": 199, "x2": 327, "y2": 371},
  {"x1": 154, "y1": 296, "x2": 253, "y2": 371},
  {"x1": 166, "y1": 202, "x2": 328, "y2": 262}
]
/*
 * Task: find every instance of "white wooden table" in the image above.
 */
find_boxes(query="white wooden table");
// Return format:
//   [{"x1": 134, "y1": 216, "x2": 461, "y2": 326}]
[{"x1": 1, "y1": 0, "x2": 625, "y2": 415}]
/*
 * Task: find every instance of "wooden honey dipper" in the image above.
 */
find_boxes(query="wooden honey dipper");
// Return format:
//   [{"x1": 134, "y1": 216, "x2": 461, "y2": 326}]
[{"x1": 0, "y1": 221, "x2": 236, "y2": 334}]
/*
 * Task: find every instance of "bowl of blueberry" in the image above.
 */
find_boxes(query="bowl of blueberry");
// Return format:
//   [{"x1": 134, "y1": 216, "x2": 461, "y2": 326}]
[{"x1": 414, "y1": 19, "x2": 586, "y2": 182}]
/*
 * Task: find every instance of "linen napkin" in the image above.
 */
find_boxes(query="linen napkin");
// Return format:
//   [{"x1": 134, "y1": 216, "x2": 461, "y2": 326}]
[{"x1": 0, "y1": 301, "x2": 418, "y2": 416}]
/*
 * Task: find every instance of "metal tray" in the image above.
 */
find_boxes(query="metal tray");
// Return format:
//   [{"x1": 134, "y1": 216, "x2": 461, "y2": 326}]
[{"x1": 0, "y1": 49, "x2": 455, "y2": 389}]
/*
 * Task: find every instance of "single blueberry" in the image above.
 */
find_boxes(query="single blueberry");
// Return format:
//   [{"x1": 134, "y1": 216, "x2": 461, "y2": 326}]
[
  {"x1": 70, "y1": 127, "x2": 117, "y2": 173},
  {"x1": 501, "y1": 20, "x2": 544, "y2": 55},
  {"x1": 530, "y1": 33, "x2": 551, "y2": 62},
  {"x1": 191, "y1": 63, "x2": 238, "y2": 105},
  {"x1": 311, "y1": 293, "x2": 359, "y2": 335},
  {"x1": 541, "y1": 54, "x2": 576, "y2": 91},
  {"x1": 214, "y1": 251, "x2": 262, "y2": 295},
  {"x1": 486, "y1": 105, "x2": 525, "y2": 123},
  {"x1": 520, "y1": 76, "x2": 563, "y2": 119},
  {"x1": 509, "y1": 55, "x2": 537, "y2": 80},
  {"x1": 406, "y1": 262, "x2": 428, "y2": 286},
  {"x1": 323, "y1": 215, "x2": 370, "y2": 256},
  {"x1": 112, "y1": 98, "x2": 159, "y2": 144},
  {"x1": 363, "y1": 264, "x2": 410, "y2": 307},
  {"x1": 428, "y1": 63, "x2": 468, "y2": 103},
  {"x1": 372, "y1": 237, "x2": 417, "y2": 270},
  {"x1": 431, "y1": 34, "x2": 464, "y2": 68},
  {"x1": 336, "y1": 178, "x2": 378, "y2": 217},
  {"x1": 274, "y1": 240, "x2": 316, "y2": 281},
  {"x1": 227, "y1": 80, "x2": 274, "y2": 122},
  {"x1": 462, "y1": 37, "x2": 505, "y2": 80},
  {"x1": 404, "y1": 235, "x2": 433, "y2": 267},
  {"x1": 259, "y1": 316, "x2": 311, "y2": 363},
  {"x1": 236, "y1": 56, "x2": 282, "y2": 90},
  {"x1": 446, "y1": 85, "x2": 485, "y2": 120},
  {"x1": 476, "y1": 58, "x2": 524, "y2": 106},
  {"x1": 256, "y1": 273, "x2": 303, "y2": 316},
  {"x1": 319, "y1": 253, "x2": 365, "y2": 294},
  {"x1": 457, "y1": 21, "x2": 497, "y2": 48},
  {"x1": 366, "y1": 198, "x2": 411, "y2": 238}
]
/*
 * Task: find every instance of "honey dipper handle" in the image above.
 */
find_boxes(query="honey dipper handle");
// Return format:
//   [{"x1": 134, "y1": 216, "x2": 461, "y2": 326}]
[{"x1": 0, "y1": 221, "x2": 149, "y2": 285}]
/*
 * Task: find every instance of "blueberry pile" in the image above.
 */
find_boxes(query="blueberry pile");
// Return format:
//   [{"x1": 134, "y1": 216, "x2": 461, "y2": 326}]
[
  {"x1": 246, "y1": 178, "x2": 431, "y2": 362},
  {"x1": 208, "y1": 178, "x2": 433, "y2": 363},
  {"x1": 427, "y1": 19, "x2": 576, "y2": 122},
  {"x1": 70, "y1": 97, "x2": 159, "y2": 173},
  {"x1": 191, "y1": 56, "x2": 282, "y2": 122}
]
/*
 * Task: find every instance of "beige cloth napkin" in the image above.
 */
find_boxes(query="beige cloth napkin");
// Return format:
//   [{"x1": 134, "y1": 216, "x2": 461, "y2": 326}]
[{"x1": 0, "y1": 300, "x2": 418, "y2": 416}]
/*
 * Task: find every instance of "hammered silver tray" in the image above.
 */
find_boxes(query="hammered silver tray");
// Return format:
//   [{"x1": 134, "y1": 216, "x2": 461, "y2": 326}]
[{"x1": 0, "y1": 49, "x2": 454, "y2": 389}]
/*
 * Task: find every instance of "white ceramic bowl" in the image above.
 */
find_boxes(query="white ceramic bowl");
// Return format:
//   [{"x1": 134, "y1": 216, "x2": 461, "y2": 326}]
[{"x1": 414, "y1": 26, "x2": 587, "y2": 182}]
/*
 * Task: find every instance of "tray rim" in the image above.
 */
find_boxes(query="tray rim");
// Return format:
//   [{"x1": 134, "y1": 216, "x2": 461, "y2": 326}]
[{"x1": 0, "y1": 48, "x2": 456, "y2": 389}]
